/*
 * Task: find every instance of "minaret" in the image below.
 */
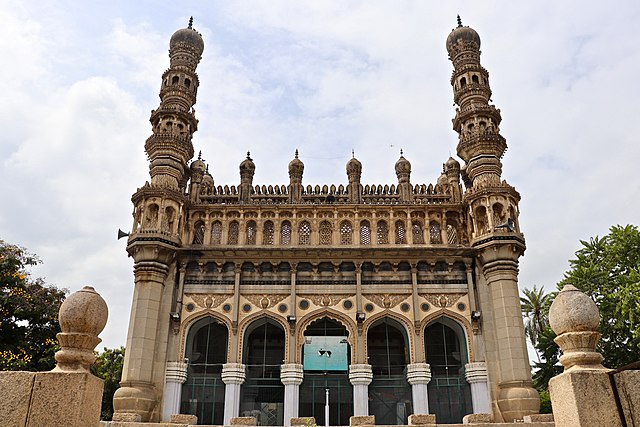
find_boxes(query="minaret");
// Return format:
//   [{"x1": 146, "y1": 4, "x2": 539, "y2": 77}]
[
  {"x1": 239, "y1": 151, "x2": 255, "y2": 202},
  {"x1": 114, "y1": 19, "x2": 204, "y2": 422},
  {"x1": 346, "y1": 150, "x2": 362, "y2": 203},
  {"x1": 395, "y1": 150, "x2": 412, "y2": 202},
  {"x1": 288, "y1": 149, "x2": 304, "y2": 203},
  {"x1": 447, "y1": 17, "x2": 539, "y2": 421}
]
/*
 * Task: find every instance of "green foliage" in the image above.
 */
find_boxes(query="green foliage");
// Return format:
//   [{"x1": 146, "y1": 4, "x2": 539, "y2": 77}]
[
  {"x1": 92, "y1": 347, "x2": 125, "y2": 421},
  {"x1": 559, "y1": 224, "x2": 640, "y2": 368},
  {"x1": 538, "y1": 389, "x2": 552, "y2": 414},
  {"x1": 520, "y1": 284, "x2": 552, "y2": 360},
  {"x1": 0, "y1": 240, "x2": 66, "y2": 371}
]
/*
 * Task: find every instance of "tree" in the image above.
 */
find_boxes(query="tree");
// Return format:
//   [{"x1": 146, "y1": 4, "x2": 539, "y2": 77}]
[
  {"x1": 92, "y1": 347, "x2": 125, "y2": 420},
  {"x1": 559, "y1": 224, "x2": 640, "y2": 368},
  {"x1": 0, "y1": 240, "x2": 67, "y2": 371},
  {"x1": 520, "y1": 285, "x2": 551, "y2": 361}
]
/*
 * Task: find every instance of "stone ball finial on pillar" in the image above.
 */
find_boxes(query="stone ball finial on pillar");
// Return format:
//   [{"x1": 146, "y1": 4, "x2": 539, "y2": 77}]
[
  {"x1": 549, "y1": 284, "x2": 604, "y2": 371},
  {"x1": 53, "y1": 286, "x2": 109, "y2": 372}
]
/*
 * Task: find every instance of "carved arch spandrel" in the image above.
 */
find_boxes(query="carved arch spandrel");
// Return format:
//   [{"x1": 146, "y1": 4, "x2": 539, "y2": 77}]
[
  {"x1": 295, "y1": 308, "x2": 358, "y2": 365},
  {"x1": 236, "y1": 311, "x2": 290, "y2": 364},
  {"x1": 361, "y1": 311, "x2": 416, "y2": 364},
  {"x1": 179, "y1": 311, "x2": 234, "y2": 364},
  {"x1": 419, "y1": 309, "x2": 474, "y2": 363}
]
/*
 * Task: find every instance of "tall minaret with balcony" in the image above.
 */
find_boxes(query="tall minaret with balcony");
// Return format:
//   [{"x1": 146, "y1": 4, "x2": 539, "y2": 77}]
[
  {"x1": 447, "y1": 17, "x2": 539, "y2": 421},
  {"x1": 114, "y1": 19, "x2": 204, "y2": 422}
]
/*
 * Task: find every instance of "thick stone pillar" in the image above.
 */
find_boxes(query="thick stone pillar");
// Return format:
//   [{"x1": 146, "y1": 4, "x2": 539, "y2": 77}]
[
  {"x1": 222, "y1": 363, "x2": 246, "y2": 426},
  {"x1": 465, "y1": 362, "x2": 490, "y2": 414},
  {"x1": 406, "y1": 363, "x2": 431, "y2": 414},
  {"x1": 162, "y1": 361, "x2": 188, "y2": 421},
  {"x1": 281, "y1": 364, "x2": 304, "y2": 426},
  {"x1": 349, "y1": 364, "x2": 372, "y2": 416}
]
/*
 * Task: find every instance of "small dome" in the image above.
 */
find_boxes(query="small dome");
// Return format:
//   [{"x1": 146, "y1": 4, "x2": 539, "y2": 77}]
[
  {"x1": 240, "y1": 151, "x2": 255, "y2": 175},
  {"x1": 445, "y1": 156, "x2": 461, "y2": 171},
  {"x1": 346, "y1": 154, "x2": 362, "y2": 175},
  {"x1": 170, "y1": 18, "x2": 204, "y2": 56},
  {"x1": 446, "y1": 16, "x2": 480, "y2": 53},
  {"x1": 437, "y1": 172, "x2": 448, "y2": 187},
  {"x1": 288, "y1": 149, "x2": 304, "y2": 174},
  {"x1": 190, "y1": 151, "x2": 206, "y2": 173},
  {"x1": 395, "y1": 150, "x2": 411, "y2": 175},
  {"x1": 202, "y1": 173, "x2": 214, "y2": 187}
]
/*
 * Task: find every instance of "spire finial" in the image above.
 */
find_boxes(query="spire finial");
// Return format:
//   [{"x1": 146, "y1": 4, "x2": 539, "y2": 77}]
[
  {"x1": 205, "y1": 164, "x2": 209, "y2": 173},
  {"x1": 352, "y1": 149, "x2": 355, "y2": 158},
  {"x1": 246, "y1": 151, "x2": 251, "y2": 159},
  {"x1": 197, "y1": 150, "x2": 202, "y2": 160},
  {"x1": 400, "y1": 148, "x2": 404, "y2": 156},
  {"x1": 457, "y1": 15, "x2": 462, "y2": 28},
  {"x1": 188, "y1": 16, "x2": 193, "y2": 29},
  {"x1": 295, "y1": 149, "x2": 299, "y2": 159}
]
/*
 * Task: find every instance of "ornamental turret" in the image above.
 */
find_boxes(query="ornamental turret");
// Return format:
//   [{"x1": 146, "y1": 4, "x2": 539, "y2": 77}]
[
  {"x1": 395, "y1": 150, "x2": 412, "y2": 202},
  {"x1": 146, "y1": 18, "x2": 203, "y2": 190},
  {"x1": 239, "y1": 151, "x2": 255, "y2": 202},
  {"x1": 288, "y1": 149, "x2": 304, "y2": 203},
  {"x1": 346, "y1": 151, "x2": 362, "y2": 203},
  {"x1": 447, "y1": 16, "x2": 505, "y2": 188}
]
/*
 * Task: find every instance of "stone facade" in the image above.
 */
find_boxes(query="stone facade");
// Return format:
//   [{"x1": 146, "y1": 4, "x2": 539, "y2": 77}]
[{"x1": 114, "y1": 17, "x2": 538, "y2": 425}]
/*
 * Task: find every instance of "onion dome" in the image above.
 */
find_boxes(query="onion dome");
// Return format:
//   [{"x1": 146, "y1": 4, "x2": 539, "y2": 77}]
[
  {"x1": 445, "y1": 156, "x2": 461, "y2": 172},
  {"x1": 190, "y1": 151, "x2": 206, "y2": 174},
  {"x1": 395, "y1": 149, "x2": 411, "y2": 176},
  {"x1": 346, "y1": 150, "x2": 362, "y2": 176},
  {"x1": 170, "y1": 17, "x2": 204, "y2": 56},
  {"x1": 288, "y1": 149, "x2": 304, "y2": 178},
  {"x1": 239, "y1": 151, "x2": 255, "y2": 177},
  {"x1": 202, "y1": 172, "x2": 214, "y2": 188},
  {"x1": 437, "y1": 172, "x2": 448, "y2": 188},
  {"x1": 446, "y1": 15, "x2": 480, "y2": 54}
]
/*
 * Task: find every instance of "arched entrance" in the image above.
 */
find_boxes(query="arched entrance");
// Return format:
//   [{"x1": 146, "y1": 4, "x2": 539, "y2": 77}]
[
  {"x1": 241, "y1": 318, "x2": 286, "y2": 425},
  {"x1": 424, "y1": 318, "x2": 472, "y2": 423},
  {"x1": 299, "y1": 317, "x2": 353, "y2": 426},
  {"x1": 367, "y1": 318, "x2": 412, "y2": 424},
  {"x1": 181, "y1": 317, "x2": 228, "y2": 425}
]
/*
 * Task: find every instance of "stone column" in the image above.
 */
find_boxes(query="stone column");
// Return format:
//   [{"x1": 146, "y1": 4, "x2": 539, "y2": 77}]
[
  {"x1": 162, "y1": 361, "x2": 188, "y2": 421},
  {"x1": 465, "y1": 362, "x2": 490, "y2": 414},
  {"x1": 281, "y1": 364, "x2": 304, "y2": 426},
  {"x1": 222, "y1": 363, "x2": 246, "y2": 426},
  {"x1": 406, "y1": 363, "x2": 431, "y2": 414},
  {"x1": 349, "y1": 364, "x2": 372, "y2": 416}
]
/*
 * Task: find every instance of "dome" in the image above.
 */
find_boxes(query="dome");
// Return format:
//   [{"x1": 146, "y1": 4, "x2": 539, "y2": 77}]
[
  {"x1": 346, "y1": 153, "x2": 362, "y2": 175},
  {"x1": 395, "y1": 150, "x2": 411, "y2": 175},
  {"x1": 446, "y1": 16, "x2": 480, "y2": 53},
  {"x1": 170, "y1": 18, "x2": 204, "y2": 56},
  {"x1": 190, "y1": 151, "x2": 206, "y2": 173},
  {"x1": 445, "y1": 156, "x2": 461, "y2": 171},
  {"x1": 240, "y1": 151, "x2": 255, "y2": 176},
  {"x1": 437, "y1": 172, "x2": 448, "y2": 187},
  {"x1": 288, "y1": 149, "x2": 304, "y2": 174},
  {"x1": 202, "y1": 173, "x2": 214, "y2": 187}
]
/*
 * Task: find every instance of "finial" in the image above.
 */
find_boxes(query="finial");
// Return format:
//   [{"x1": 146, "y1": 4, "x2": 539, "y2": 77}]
[
  {"x1": 188, "y1": 16, "x2": 193, "y2": 29},
  {"x1": 400, "y1": 148, "x2": 404, "y2": 156},
  {"x1": 352, "y1": 149, "x2": 355, "y2": 158},
  {"x1": 295, "y1": 149, "x2": 299, "y2": 159},
  {"x1": 246, "y1": 151, "x2": 251, "y2": 159},
  {"x1": 205, "y1": 165, "x2": 209, "y2": 173},
  {"x1": 197, "y1": 150, "x2": 202, "y2": 160},
  {"x1": 457, "y1": 15, "x2": 462, "y2": 27}
]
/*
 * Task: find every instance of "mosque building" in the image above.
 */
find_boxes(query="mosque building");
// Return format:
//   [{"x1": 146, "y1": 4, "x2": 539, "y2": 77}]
[{"x1": 113, "y1": 17, "x2": 540, "y2": 425}]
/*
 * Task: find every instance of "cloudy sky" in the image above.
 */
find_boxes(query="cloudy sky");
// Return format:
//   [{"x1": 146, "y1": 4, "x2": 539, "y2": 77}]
[{"x1": 1, "y1": 1, "x2": 639, "y2": 351}]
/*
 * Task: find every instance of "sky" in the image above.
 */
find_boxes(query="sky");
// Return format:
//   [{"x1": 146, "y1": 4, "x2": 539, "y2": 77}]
[{"x1": 1, "y1": 1, "x2": 639, "y2": 352}]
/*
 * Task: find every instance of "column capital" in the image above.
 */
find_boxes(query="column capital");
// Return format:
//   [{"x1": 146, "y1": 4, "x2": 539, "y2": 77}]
[
  {"x1": 165, "y1": 361, "x2": 188, "y2": 384},
  {"x1": 406, "y1": 363, "x2": 431, "y2": 385},
  {"x1": 349, "y1": 364, "x2": 373, "y2": 385},
  {"x1": 222, "y1": 363, "x2": 246, "y2": 385},
  {"x1": 465, "y1": 362, "x2": 488, "y2": 384},
  {"x1": 280, "y1": 363, "x2": 304, "y2": 386}
]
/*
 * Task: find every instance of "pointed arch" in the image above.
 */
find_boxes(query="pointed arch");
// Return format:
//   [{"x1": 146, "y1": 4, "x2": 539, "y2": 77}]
[{"x1": 296, "y1": 308, "x2": 357, "y2": 364}]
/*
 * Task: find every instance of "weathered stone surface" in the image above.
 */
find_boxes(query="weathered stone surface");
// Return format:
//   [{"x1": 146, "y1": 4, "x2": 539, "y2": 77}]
[
  {"x1": 111, "y1": 412, "x2": 142, "y2": 422},
  {"x1": 349, "y1": 415, "x2": 375, "y2": 425},
  {"x1": 408, "y1": 413, "x2": 436, "y2": 425},
  {"x1": 26, "y1": 371, "x2": 103, "y2": 427},
  {"x1": 291, "y1": 417, "x2": 316, "y2": 426},
  {"x1": 0, "y1": 371, "x2": 36, "y2": 427},
  {"x1": 463, "y1": 412, "x2": 493, "y2": 423},
  {"x1": 230, "y1": 416, "x2": 257, "y2": 425},
  {"x1": 614, "y1": 370, "x2": 640, "y2": 426},
  {"x1": 170, "y1": 413, "x2": 197, "y2": 424},
  {"x1": 524, "y1": 413, "x2": 554, "y2": 422},
  {"x1": 549, "y1": 369, "x2": 622, "y2": 427}
]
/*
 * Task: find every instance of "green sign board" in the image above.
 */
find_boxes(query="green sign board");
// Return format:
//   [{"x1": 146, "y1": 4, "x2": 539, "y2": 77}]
[{"x1": 303, "y1": 336, "x2": 348, "y2": 371}]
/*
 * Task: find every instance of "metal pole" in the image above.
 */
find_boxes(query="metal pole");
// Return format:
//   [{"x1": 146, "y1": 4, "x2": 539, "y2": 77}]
[{"x1": 325, "y1": 388, "x2": 330, "y2": 426}]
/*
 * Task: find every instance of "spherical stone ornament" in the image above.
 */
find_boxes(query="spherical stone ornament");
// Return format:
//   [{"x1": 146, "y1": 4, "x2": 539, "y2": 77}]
[{"x1": 549, "y1": 284, "x2": 600, "y2": 336}]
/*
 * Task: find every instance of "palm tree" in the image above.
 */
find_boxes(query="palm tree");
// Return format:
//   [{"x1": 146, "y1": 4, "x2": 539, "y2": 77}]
[{"x1": 520, "y1": 285, "x2": 551, "y2": 361}]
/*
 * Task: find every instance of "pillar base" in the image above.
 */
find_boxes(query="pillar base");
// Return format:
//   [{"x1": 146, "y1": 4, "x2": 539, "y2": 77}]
[
  {"x1": 496, "y1": 381, "x2": 540, "y2": 422},
  {"x1": 113, "y1": 382, "x2": 157, "y2": 422}
]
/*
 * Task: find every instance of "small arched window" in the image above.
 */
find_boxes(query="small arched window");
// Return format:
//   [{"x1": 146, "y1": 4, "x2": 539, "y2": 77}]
[
  {"x1": 184, "y1": 77, "x2": 191, "y2": 88},
  {"x1": 246, "y1": 221, "x2": 257, "y2": 245},
  {"x1": 340, "y1": 221, "x2": 353, "y2": 245},
  {"x1": 429, "y1": 221, "x2": 442, "y2": 244},
  {"x1": 472, "y1": 75, "x2": 479, "y2": 84},
  {"x1": 192, "y1": 220, "x2": 205, "y2": 244},
  {"x1": 360, "y1": 220, "x2": 371, "y2": 245},
  {"x1": 228, "y1": 221, "x2": 239, "y2": 245},
  {"x1": 281, "y1": 221, "x2": 292, "y2": 245},
  {"x1": 412, "y1": 222, "x2": 424, "y2": 244},
  {"x1": 211, "y1": 221, "x2": 222, "y2": 245},
  {"x1": 299, "y1": 221, "x2": 311, "y2": 245},
  {"x1": 460, "y1": 77, "x2": 467, "y2": 87},
  {"x1": 377, "y1": 221, "x2": 389, "y2": 244},
  {"x1": 395, "y1": 220, "x2": 407, "y2": 244},
  {"x1": 263, "y1": 221, "x2": 274, "y2": 245},
  {"x1": 319, "y1": 221, "x2": 332, "y2": 245},
  {"x1": 171, "y1": 75, "x2": 179, "y2": 85}
]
